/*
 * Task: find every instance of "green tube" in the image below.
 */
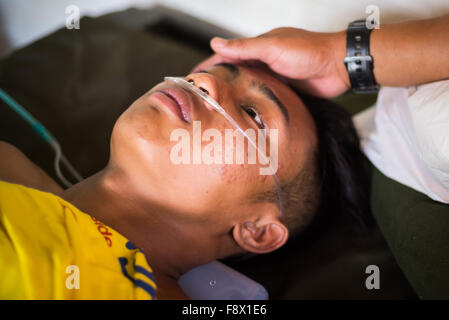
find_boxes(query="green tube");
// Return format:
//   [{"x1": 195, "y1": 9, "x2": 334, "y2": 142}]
[{"x1": 0, "y1": 87, "x2": 55, "y2": 143}]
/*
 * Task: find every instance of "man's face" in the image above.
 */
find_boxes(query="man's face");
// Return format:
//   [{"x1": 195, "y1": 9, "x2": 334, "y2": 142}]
[{"x1": 110, "y1": 64, "x2": 317, "y2": 223}]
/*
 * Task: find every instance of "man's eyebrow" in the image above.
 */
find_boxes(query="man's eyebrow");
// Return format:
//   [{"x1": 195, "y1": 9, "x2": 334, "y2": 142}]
[
  {"x1": 213, "y1": 62, "x2": 239, "y2": 78},
  {"x1": 210, "y1": 63, "x2": 290, "y2": 125},
  {"x1": 251, "y1": 80, "x2": 290, "y2": 125}
]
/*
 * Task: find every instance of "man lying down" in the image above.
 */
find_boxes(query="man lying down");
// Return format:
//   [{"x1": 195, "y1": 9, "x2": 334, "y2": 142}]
[{"x1": 0, "y1": 63, "x2": 367, "y2": 299}]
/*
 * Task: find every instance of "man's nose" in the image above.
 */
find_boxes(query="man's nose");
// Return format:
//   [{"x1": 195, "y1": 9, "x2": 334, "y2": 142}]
[{"x1": 185, "y1": 73, "x2": 220, "y2": 103}]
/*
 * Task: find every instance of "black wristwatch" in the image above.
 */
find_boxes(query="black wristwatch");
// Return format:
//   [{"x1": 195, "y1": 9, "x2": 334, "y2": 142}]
[{"x1": 344, "y1": 19, "x2": 379, "y2": 93}]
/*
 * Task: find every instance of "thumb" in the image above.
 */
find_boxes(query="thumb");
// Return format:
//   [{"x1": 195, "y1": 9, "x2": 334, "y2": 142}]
[{"x1": 211, "y1": 36, "x2": 274, "y2": 64}]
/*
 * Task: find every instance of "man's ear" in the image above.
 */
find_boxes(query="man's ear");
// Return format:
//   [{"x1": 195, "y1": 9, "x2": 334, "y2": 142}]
[{"x1": 232, "y1": 215, "x2": 289, "y2": 254}]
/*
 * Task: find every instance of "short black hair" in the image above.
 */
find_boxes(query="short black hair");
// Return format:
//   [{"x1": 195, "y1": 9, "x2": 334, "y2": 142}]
[{"x1": 300, "y1": 93, "x2": 370, "y2": 231}]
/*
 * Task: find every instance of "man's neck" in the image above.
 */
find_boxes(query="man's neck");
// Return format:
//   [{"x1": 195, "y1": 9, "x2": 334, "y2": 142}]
[{"x1": 58, "y1": 167, "x2": 222, "y2": 285}]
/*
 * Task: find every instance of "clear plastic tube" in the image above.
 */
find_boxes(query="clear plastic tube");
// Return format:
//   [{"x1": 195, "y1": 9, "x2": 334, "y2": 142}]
[
  {"x1": 164, "y1": 77, "x2": 284, "y2": 216},
  {"x1": 48, "y1": 139, "x2": 83, "y2": 188}
]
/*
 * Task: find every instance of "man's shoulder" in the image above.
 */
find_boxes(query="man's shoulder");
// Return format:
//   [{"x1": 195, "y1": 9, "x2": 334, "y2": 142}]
[{"x1": 0, "y1": 141, "x2": 63, "y2": 193}]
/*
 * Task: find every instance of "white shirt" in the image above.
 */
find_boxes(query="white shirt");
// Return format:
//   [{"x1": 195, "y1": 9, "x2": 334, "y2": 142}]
[{"x1": 353, "y1": 80, "x2": 449, "y2": 204}]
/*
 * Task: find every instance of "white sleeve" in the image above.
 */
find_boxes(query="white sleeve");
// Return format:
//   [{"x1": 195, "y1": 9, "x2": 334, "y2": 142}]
[{"x1": 353, "y1": 80, "x2": 449, "y2": 204}]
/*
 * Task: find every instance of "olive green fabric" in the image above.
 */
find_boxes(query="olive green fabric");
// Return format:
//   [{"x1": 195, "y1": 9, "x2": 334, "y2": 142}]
[
  {"x1": 333, "y1": 91, "x2": 378, "y2": 115},
  {"x1": 335, "y1": 92, "x2": 449, "y2": 299},
  {"x1": 1, "y1": 11, "x2": 438, "y2": 299},
  {"x1": 370, "y1": 167, "x2": 449, "y2": 299}
]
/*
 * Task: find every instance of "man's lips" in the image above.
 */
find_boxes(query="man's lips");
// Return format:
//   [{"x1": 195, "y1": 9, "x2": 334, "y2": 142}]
[{"x1": 151, "y1": 87, "x2": 193, "y2": 123}]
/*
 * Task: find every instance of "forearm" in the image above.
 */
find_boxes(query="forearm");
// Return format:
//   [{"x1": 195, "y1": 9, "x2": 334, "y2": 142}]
[{"x1": 334, "y1": 14, "x2": 449, "y2": 88}]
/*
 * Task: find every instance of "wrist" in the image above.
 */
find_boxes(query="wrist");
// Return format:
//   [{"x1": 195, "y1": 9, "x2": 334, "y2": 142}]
[{"x1": 330, "y1": 31, "x2": 351, "y2": 91}]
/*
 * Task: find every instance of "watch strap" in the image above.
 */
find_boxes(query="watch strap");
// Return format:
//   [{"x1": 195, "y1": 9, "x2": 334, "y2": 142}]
[{"x1": 344, "y1": 19, "x2": 379, "y2": 93}]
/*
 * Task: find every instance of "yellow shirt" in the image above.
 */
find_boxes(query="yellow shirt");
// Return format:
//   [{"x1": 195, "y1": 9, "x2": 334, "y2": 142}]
[{"x1": 0, "y1": 180, "x2": 156, "y2": 299}]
